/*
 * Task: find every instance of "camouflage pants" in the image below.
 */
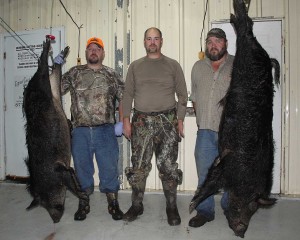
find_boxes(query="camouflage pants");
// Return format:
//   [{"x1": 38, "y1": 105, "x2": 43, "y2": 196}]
[{"x1": 125, "y1": 109, "x2": 183, "y2": 190}]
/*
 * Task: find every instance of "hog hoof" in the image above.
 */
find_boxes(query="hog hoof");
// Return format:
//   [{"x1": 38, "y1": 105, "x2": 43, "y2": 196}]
[
  {"x1": 74, "y1": 204, "x2": 90, "y2": 221},
  {"x1": 74, "y1": 209, "x2": 87, "y2": 221}
]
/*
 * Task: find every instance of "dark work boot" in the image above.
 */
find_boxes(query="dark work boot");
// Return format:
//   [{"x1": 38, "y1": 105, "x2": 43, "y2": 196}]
[
  {"x1": 162, "y1": 180, "x2": 181, "y2": 226},
  {"x1": 106, "y1": 193, "x2": 123, "y2": 220},
  {"x1": 123, "y1": 183, "x2": 145, "y2": 222},
  {"x1": 123, "y1": 203, "x2": 144, "y2": 222},
  {"x1": 166, "y1": 205, "x2": 181, "y2": 226},
  {"x1": 188, "y1": 213, "x2": 214, "y2": 228},
  {"x1": 74, "y1": 197, "x2": 90, "y2": 221}
]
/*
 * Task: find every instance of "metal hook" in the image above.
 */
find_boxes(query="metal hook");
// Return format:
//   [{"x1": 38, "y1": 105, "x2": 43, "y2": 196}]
[{"x1": 244, "y1": 0, "x2": 251, "y2": 13}]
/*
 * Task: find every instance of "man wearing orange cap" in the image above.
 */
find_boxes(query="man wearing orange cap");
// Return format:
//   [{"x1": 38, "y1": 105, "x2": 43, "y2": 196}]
[{"x1": 55, "y1": 37, "x2": 124, "y2": 220}]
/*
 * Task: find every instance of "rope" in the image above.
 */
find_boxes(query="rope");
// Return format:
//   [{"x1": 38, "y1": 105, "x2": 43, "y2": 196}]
[
  {"x1": 0, "y1": 17, "x2": 39, "y2": 60},
  {"x1": 59, "y1": 0, "x2": 83, "y2": 59},
  {"x1": 200, "y1": 0, "x2": 209, "y2": 52}
]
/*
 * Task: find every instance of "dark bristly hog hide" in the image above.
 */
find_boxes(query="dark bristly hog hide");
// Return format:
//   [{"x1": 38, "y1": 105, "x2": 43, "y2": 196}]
[
  {"x1": 189, "y1": 0, "x2": 280, "y2": 238},
  {"x1": 23, "y1": 38, "x2": 90, "y2": 223}
]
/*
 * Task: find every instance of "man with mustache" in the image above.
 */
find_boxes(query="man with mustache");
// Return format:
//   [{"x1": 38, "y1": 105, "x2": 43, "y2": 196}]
[
  {"x1": 189, "y1": 28, "x2": 234, "y2": 227},
  {"x1": 55, "y1": 37, "x2": 124, "y2": 220},
  {"x1": 122, "y1": 27, "x2": 188, "y2": 225}
]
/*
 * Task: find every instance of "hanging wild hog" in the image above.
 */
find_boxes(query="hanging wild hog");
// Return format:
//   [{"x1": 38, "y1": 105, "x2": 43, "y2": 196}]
[
  {"x1": 189, "y1": 0, "x2": 280, "y2": 237},
  {"x1": 23, "y1": 38, "x2": 90, "y2": 223}
]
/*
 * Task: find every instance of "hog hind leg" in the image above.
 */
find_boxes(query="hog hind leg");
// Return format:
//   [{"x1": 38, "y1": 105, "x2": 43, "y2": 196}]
[
  {"x1": 64, "y1": 168, "x2": 90, "y2": 220},
  {"x1": 189, "y1": 156, "x2": 225, "y2": 213},
  {"x1": 58, "y1": 164, "x2": 90, "y2": 221}
]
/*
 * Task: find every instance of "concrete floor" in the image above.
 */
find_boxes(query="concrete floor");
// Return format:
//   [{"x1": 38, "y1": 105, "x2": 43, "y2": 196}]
[{"x1": 0, "y1": 182, "x2": 300, "y2": 240}]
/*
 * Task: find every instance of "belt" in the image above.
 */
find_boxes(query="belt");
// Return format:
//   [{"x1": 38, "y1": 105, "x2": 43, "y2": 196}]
[
  {"x1": 77, "y1": 123, "x2": 111, "y2": 128},
  {"x1": 134, "y1": 108, "x2": 176, "y2": 116}
]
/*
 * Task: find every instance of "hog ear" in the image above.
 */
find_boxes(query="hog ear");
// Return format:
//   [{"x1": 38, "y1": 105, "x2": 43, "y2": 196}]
[
  {"x1": 258, "y1": 197, "x2": 277, "y2": 207},
  {"x1": 54, "y1": 161, "x2": 68, "y2": 172},
  {"x1": 248, "y1": 201, "x2": 259, "y2": 212},
  {"x1": 26, "y1": 198, "x2": 40, "y2": 210}
]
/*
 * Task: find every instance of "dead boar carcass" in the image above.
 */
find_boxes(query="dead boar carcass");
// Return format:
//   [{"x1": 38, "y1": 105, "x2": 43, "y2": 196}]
[
  {"x1": 189, "y1": 0, "x2": 280, "y2": 238},
  {"x1": 23, "y1": 38, "x2": 90, "y2": 223}
]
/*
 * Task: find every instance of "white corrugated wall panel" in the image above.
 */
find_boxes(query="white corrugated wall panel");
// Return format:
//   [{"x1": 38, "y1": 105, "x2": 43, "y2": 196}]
[
  {"x1": 208, "y1": 0, "x2": 232, "y2": 21},
  {"x1": 1, "y1": 0, "x2": 300, "y2": 194},
  {"x1": 262, "y1": 0, "x2": 285, "y2": 17},
  {"x1": 284, "y1": 0, "x2": 300, "y2": 195},
  {"x1": 129, "y1": 0, "x2": 159, "y2": 61},
  {"x1": 0, "y1": 0, "x2": 119, "y2": 189}
]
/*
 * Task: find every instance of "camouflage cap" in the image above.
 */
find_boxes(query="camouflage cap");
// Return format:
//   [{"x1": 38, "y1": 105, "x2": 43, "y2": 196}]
[{"x1": 206, "y1": 28, "x2": 227, "y2": 40}]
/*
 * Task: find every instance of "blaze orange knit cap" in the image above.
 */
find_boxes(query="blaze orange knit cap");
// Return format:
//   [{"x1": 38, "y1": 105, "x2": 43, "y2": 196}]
[{"x1": 86, "y1": 37, "x2": 104, "y2": 49}]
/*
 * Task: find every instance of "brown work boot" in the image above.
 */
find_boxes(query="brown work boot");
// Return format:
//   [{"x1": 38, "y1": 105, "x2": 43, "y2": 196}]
[
  {"x1": 106, "y1": 193, "x2": 123, "y2": 220},
  {"x1": 188, "y1": 213, "x2": 214, "y2": 228},
  {"x1": 123, "y1": 203, "x2": 144, "y2": 222}
]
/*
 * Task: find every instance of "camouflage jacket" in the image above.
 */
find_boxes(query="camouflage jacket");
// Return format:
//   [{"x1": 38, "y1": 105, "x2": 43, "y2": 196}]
[{"x1": 61, "y1": 64, "x2": 124, "y2": 127}]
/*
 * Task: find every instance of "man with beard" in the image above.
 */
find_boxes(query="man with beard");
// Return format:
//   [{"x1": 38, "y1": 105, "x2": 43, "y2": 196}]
[
  {"x1": 122, "y1": 27, "x2": 188, "y2": 225},
  {"x1": 189, "y1": 28, "x2": 234, "y2": 228},
  {"x1": 54, "y1": 37, "x2": 124, "y2": 220}
]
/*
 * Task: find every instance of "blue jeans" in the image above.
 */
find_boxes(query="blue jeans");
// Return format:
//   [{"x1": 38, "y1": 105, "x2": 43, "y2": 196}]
[
  {"x1": 71, "y1": 124, "x2": 120, "y2": 193},
  {"x1": 194, "y1": 129, "x2": 228, "y2": 219}
]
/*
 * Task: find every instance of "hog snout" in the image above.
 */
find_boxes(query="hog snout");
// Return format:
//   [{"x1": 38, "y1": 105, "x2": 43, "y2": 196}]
[{"x1": 46, "y1": 204, "x2": 65, "y2": 223}]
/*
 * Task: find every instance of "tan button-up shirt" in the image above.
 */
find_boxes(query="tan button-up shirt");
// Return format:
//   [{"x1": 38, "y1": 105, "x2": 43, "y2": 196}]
[{"x1": 190, "y1": 54, "x2": 234, "y2": 132}]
